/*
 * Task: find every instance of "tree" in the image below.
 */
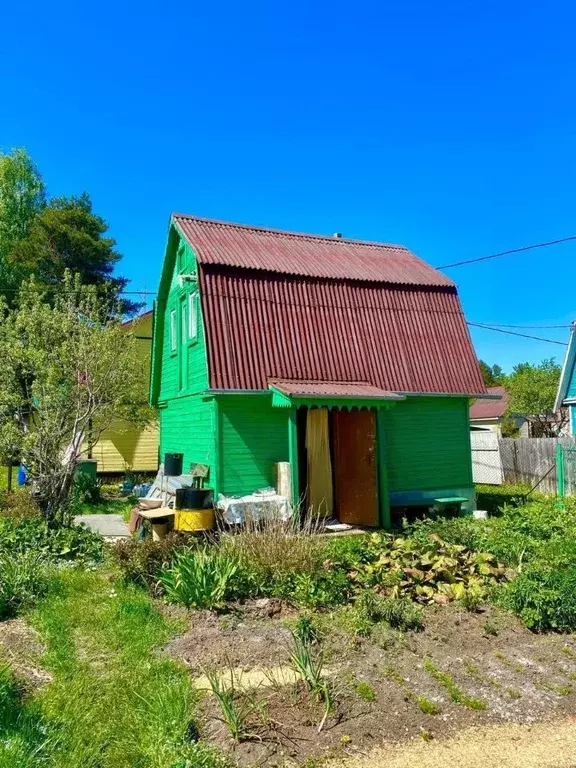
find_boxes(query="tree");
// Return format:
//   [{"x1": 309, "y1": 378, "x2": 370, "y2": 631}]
[
  {"x1": 506, "y1": 358, "x2": 563, "y2": 437},
  {"x1": 478, "y1": 360, "x2": 505, "y2": 387},
  {"x1": 6, "y1": 193, "x2": 140, "y2": 314},
  {"x1": 0, "y1": 149, "x2": 46, "y2": 296},
  {"x1": 0, "y1": 273, "x2": 153, "y2": 522}
]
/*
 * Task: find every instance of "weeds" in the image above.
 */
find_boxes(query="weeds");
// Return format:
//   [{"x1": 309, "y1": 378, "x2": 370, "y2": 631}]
[
  {"x1": 355, "y1": 590, "x2": 424, "y2": 632},
  {"x1": 383, "y1": 665, "x2": 440, "y2": 715},
  {"x1": 424, "y1": 658, "x2": 487, "y2": 710},
  {"x1": 354, "y1": 681, "x2": 376, "y2": 702}
]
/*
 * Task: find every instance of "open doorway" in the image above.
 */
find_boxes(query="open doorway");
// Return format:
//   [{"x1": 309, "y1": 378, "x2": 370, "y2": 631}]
[{"x1": 298, "y1": 406, "x2": 379, "y2": 527}]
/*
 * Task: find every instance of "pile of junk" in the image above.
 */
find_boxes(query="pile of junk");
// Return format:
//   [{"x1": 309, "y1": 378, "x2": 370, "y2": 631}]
[{"x1": 130, "y1": 453, "x2": 292, "y2": 540}]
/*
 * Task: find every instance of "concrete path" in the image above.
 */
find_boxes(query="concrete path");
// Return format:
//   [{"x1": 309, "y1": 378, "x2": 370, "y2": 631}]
[{"x1": 74, "y1": 514, "x2": 130, "y2": 540}]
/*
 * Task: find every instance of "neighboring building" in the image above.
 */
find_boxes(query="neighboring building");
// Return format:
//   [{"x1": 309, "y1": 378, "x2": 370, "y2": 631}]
[
  {"x1": 555, "y1": 324, "x2": 576, "y2": 437},
  {"x1": 150, "y1": 215, "x2": 487, "y2": 527},
  {"x1": 469, "y1": 386, "x2": 528, "y2": 436},
  {"x1": 90, "y1": 310, "x2": 159, "y2": 474}
]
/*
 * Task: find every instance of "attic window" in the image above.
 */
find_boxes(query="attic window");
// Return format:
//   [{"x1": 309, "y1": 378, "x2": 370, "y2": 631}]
[
  {"x1": 189, "y1": 293, "x2": 198, "y2": 340},
  {"x1": 170, "y1": 309, "x2": 177, "y2": 352}
]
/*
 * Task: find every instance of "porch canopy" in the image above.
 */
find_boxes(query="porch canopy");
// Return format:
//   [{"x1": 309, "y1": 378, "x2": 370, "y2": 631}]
[{"x1": 268, "y1": 379, "x2": 405, "y2": 409}]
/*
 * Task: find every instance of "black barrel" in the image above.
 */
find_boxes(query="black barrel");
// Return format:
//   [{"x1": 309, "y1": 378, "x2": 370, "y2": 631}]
[
  {"x1": 164, "y1": 452, "x2": 183, "y2": 477},
  {"x1": 175, "y1": 488, "x2": 214, "y2": 510}
]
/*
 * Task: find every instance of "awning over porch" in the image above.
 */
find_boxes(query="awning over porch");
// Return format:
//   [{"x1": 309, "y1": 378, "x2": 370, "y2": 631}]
[{"x1": 268, "y1": 379, "x2": 405, "y2": 409}]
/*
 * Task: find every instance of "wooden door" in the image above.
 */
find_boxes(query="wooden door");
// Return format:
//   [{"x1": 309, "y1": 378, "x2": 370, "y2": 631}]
[{"x1": 333, "y1": 409, "x2": 378, "y2": 526}]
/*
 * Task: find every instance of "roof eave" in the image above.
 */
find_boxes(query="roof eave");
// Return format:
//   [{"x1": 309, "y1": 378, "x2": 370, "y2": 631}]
[{"x1": 555, "y1": 326, "x2": 576, "y2": 411}]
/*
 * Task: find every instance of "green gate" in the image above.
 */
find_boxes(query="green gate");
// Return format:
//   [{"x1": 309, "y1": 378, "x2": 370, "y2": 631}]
[{"x1": 557, "y1": 443, "x2": 576, "y2": 496}]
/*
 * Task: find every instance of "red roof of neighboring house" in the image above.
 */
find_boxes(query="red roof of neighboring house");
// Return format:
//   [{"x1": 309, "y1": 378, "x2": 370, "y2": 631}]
[
  {"x1": 469, "y1": 386, "x2": 508, "y2": 419},
  {"x1": 174, "y1": 214, "x2": 455, "y2": 288},
  {"x1": 268, "y1": 379, "x2": 404, "y2": 400}
]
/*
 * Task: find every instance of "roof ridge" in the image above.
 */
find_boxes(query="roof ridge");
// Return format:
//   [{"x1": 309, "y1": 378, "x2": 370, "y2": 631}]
[{"x1": 172, "y1": 213, "x2": 408, "y2": 251}]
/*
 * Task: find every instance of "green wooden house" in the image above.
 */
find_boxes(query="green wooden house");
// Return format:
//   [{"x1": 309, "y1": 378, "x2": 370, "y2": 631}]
[{"x1": 150, "y1": 215, "x2": 487, "y2": 527}]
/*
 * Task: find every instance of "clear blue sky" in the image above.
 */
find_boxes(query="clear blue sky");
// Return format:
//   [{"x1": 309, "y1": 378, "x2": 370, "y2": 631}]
[{"x1": 3, "y1": 0, "x2": 575, "y2": 371}]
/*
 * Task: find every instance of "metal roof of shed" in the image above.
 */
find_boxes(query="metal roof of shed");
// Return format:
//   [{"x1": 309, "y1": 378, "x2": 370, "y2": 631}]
[{"x1": 173, "y1": 214, "x2": 455, "y2": 287}]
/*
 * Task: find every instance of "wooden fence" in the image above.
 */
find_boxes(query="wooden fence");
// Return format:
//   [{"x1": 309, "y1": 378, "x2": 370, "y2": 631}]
[{"x1": 492, "y1": 437, "x2": 574, "y2": 493}]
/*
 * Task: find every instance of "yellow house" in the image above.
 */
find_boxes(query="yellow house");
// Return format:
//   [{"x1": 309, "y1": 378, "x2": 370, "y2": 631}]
[{"x1": 90, "y1": 310, "x2": 159, "y2": 474}]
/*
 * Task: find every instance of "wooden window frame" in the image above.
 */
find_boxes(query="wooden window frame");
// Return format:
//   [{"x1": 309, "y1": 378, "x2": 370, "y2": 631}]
[
  {"x1": 169, "y1": 309, "x2": 177, "y2": 354},
  {"x1": 188, "y1": 292, "x2": 198, "y2": 344}
]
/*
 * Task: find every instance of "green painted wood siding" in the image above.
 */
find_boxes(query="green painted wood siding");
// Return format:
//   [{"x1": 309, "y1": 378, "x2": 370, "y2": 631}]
[
  {"x1": 383, "y1": 397, "x2": 472, "y2": 492},
  {"x1": 159, "y1": 395, "x2": 217, "y2": 483},
  {"x1": 158, "y1": 235, "x2": 209, "y2": 403},
  {"x1": 219, "y1": 395, "x2": 289, "y2": 496}
]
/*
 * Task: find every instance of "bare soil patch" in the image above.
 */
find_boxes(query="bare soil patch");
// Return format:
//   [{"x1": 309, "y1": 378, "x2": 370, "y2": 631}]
[
  {"x1": 0, "y1": 618, "x2": 52, "y2": 691},
  {"x1": 164, "y1": 601, "x2": 576, "y2": 766}
]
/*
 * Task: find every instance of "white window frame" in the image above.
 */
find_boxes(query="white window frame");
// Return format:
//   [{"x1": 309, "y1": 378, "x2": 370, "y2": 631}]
[
  {"x1": 188, "y1": 292, "x2": 198, "y2": 341},
  {"x1": 170, "y1": 309, "x2": 177, "y2": 353},
  {"x1": 181, "y1": 299, "x2": 187, "y2": 344}
]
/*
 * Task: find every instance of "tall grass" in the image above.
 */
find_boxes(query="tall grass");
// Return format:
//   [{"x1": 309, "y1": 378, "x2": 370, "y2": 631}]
[
  {"x1": 221, "y1": 512, "x2": 326, "y2": 580},
  {"x1": 5, "y1": 567, "x2": 231, "y2": 768}
]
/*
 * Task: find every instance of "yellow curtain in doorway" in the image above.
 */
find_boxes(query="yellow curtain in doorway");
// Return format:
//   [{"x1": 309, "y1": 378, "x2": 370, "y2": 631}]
[{"x1": 306, "y1": 408, "x2": 333, "y2": 518}]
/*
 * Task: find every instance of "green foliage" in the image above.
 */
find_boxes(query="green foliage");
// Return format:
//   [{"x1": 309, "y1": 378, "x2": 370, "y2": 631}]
[
  {"x1": 113, "y1": 534, "x2": 189, "y2": 594},
  {"x1": 383, "y1": 666, "x2": 440, "y2": 714},
  {"x1": 0, "y1": 148, "x2": 46, "y2": 296},
  {"x1": 289, "y1": 620, "x2": 333, "y2": 717},
  {"x1": 349, "y1": 532, "x2": 504, "y2": 606},
  {"x1": 478, "y1": 360, "x2": 504, "y2": 388},
  {"x1": 354, "y1": 680, "x2": 376, "y2": 702},
  {"x1": 503, "y1": 566, "x2": 576, "y2": 631},
  {"x1": 354, "y1": 590, "x2": 423, "y2": 632},
  {"x1": 7, "y1": 192, "x2": 139, "y2": 314},
  {"x1": 475, "y1": 483, "x2": 537, "y2": 516},
  {"x1": 424, "y1": 658, "x2": 487, "y2": 710},
  {"x1": 160, "y1": 548, "x2": 239, "y2": 609},
  {"x1": 506, "y1": 358, "x2": 562, "y2": 436},
  {"x1": 72, "y1": 470, "x2": 102, "y2": 505},
  {"x1": 0, "y1": 551, "x2": 51, "y2": 618},
  {"x1": 203, "y1": 667, "x2": 262, "y2": 742},
  {"x1": 0, "y1": 272, "x2": 152, "y2": 521},
  {"x1": 0, "y1": 515, "x2": 103, "y2": 562}
]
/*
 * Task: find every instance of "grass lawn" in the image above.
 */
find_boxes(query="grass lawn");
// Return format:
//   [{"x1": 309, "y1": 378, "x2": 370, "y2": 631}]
[
  {"x1": 2, "y1": 484, "x2": 576, "y2": 766},
  {"x1": 0, "y1": 566, "x2": 228, "y2": 768}
]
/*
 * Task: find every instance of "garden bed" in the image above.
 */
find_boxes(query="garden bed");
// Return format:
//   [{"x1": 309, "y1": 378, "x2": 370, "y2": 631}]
[{"x1": 164, "y1": 600, "x2": 576, "y2": 766}]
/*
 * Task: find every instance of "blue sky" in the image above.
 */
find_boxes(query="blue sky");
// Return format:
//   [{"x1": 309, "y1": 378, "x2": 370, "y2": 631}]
[{"x1": 2, "y1": 0, "x2": 575, "y2": 371}]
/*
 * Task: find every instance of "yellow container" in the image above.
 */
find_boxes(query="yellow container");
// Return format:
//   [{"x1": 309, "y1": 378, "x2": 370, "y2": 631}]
[{"x1": 175, "y1": 508, "x2": 215, "y2": 532}]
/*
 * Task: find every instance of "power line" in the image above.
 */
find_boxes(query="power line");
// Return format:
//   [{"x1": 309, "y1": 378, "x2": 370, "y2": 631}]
[
  {"x1": 469, "y1": 322, "x2": 572, "y2": 329},
  {"x1": 437, "y1": 234, "x2": 576, "y2": 270},
  {"x1": 467, "y1": 322, "x2": 568, "y2": 346}
]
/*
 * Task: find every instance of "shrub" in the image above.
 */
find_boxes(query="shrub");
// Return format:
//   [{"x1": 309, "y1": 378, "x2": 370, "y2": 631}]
[
  {"x1": 113, "y1": 534, "x2": 189, "y2": 594},
  {"x1": 159, "y1": 548, "x2": 239, "y2": 609},
  {"x1": 72, "y1": 472, "x2": 101, "y2": 506},
  {"x1": 503, "y1": 566, "x2": 576, "y2": 631},
  {"x1": 0, "y1": 552, "x2": 51, "y2": 618}
]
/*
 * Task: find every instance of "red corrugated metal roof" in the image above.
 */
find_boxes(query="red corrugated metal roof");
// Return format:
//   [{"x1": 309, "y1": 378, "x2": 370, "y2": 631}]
[
  {"x1": 269, "y1": 379, "x2": 403, "y2": 399},
  {"x1": 469, "y1": 386, "x2": 507, "y2": 419},
  {"x1": 174, "y1": 214, "x2": 454, "y2": 287},
  {"x1": 199, "y1": 265, "x2": 486, "y2": 395}
]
